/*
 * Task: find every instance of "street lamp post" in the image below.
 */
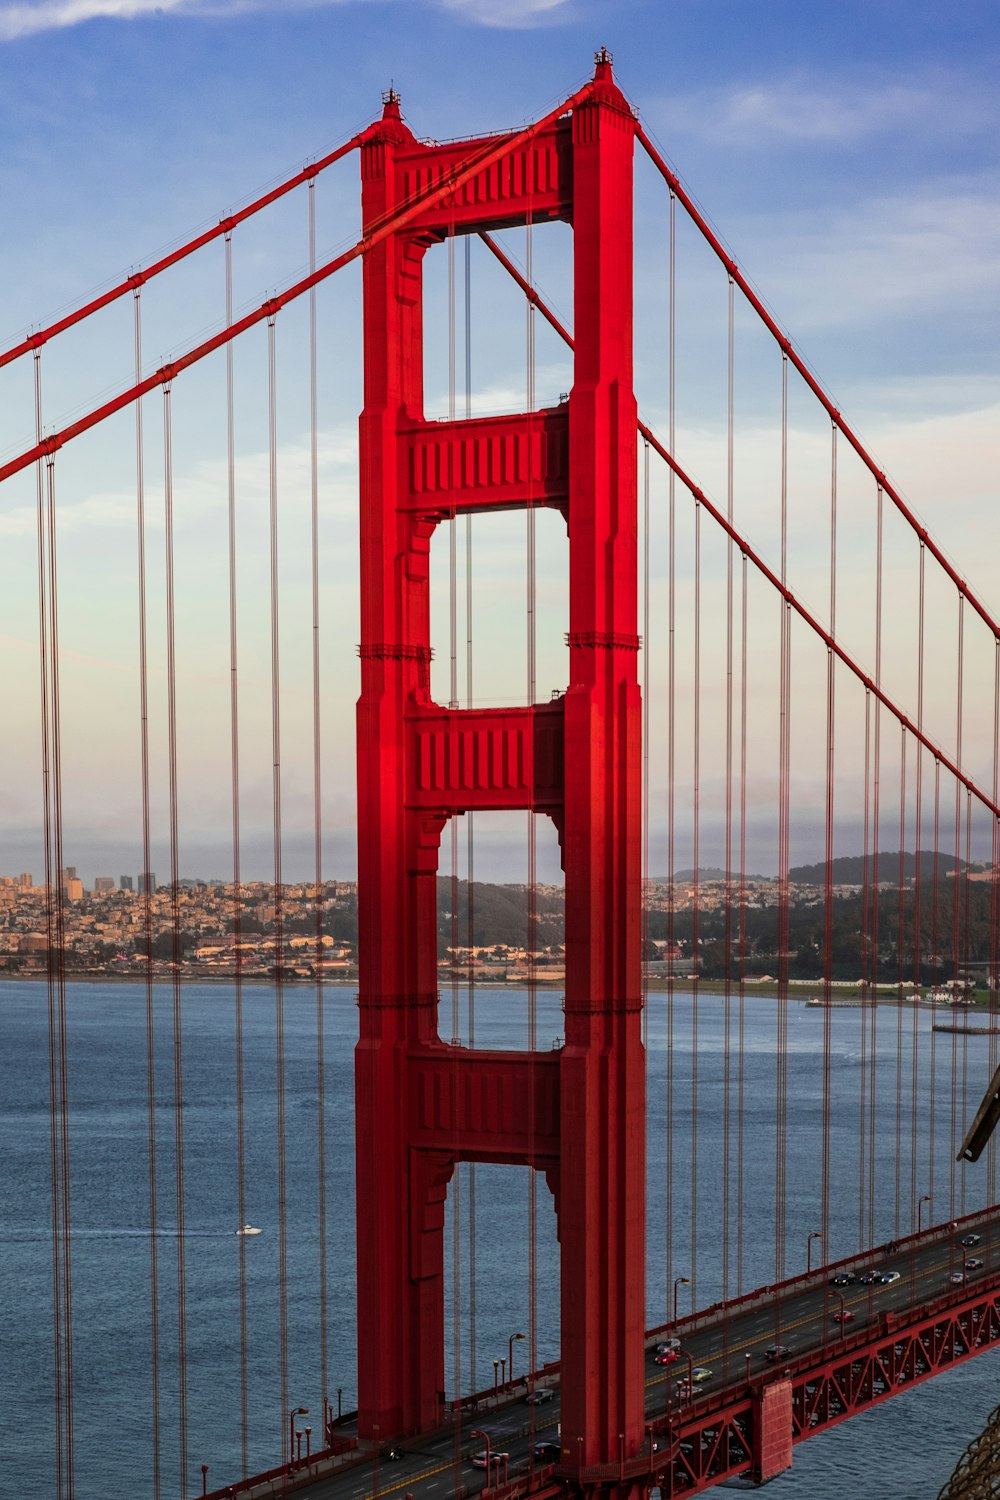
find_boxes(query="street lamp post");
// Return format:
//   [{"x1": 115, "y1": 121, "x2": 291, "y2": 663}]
[
  {"x1": 673, "y1": 1275, "x2": 690, "y2": 1324},
  {"x1": 918, "y1": 1194, "x2": 932, "y2": 1233},
  {"x1": 499, "y1": 1358, "x2": 506, "y2": 1390},
  {"x1": 289, "y1": 1406, "x2": 309, "y2": 1470},
  {"x1": 201, "y1": 1465, "x2": 209, "y2": 1497},
  {"x1": 833, "y1": 1290, "x2": 846, "y2": 1333},
  {"x1": 807, "y1": 1232, "x2": 823, "y2": 1274},
  {"x1": 304, "y1": 1427, "x2": 312, "y2": 1469},
  {"x1": 471, "y1": 1430, "x2": 491, "y2": 1482},
  {"x1": 678, "y1": 1350, "x2": 694, "y2": 1405},
  {"x1": 493, "y1": 1359, "x2": 500, "y2": 1397},
  {"x1": 508, "y1": 1331, "x2": 526, "y2": 1388}
]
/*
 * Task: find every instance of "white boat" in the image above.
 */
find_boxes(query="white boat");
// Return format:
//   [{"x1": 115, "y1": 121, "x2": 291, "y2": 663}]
[{"x1": 235, "y1": 1223, "x2": 262, "y2": 1237}]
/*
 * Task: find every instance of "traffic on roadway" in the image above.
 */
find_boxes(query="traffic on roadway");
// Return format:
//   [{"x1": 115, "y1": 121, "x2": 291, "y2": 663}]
[{"x1": 283, "y1": 1210, "x2": 999, "y2": 1500}]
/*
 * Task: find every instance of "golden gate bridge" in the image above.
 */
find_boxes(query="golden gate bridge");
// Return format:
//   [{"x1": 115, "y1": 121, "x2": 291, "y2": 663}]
[{"x1": 4, "y1": 49, "x2": 1000, "y2": 1500}]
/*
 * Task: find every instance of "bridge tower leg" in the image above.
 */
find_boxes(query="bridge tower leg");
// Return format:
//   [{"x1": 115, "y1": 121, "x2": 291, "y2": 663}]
[{"x1": 355, "y1": 52, "x2": 646, "y2": 1494}]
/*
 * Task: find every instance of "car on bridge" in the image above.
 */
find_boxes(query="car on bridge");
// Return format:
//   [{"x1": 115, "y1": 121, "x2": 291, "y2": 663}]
[
  {"x1": 961, "y1": 1233, "x2": 982, "y2": 1248},
  {"x1": 950, "y1": 1270, "x2": 967, "y2": 1284},
  {"x1": 965, "y1": 1258, "x2": 985, "y2": 1271},
  {"x1": 858, "y1": 1269, "x2": 880, "y2": 1284},
  {"x1": 762, "y1": 1345, "x2": 790, "y2": 1362},
  {"x1": 654, "y1": 1348, "x2": 679, "y2": 1365},
  {"x1": 471, "y1": 1449, "x2": 510, "y2": 1470},
  {"x1": 525, "y1": 1388, "x2": 554, "y2": 1405},
  {"x1": 675, "y1": 1368, "x2": 712, "y2": 1398},
  {"x1": 655, "y1": 1338, "x2": 682, "y2": 1355},
  {"x1": 830, "y1": 1271, "x2": 856, "y2": 1286},
  {"x1": 831, "y1": 1310, "x2": 855, "y2": 1323},
  {"x1": 879, "y1": 1270, "x2": 901, "y2": 1285},
  {"x1": 534, "y1": 1441, "x2": 562, "y2": 1463}
]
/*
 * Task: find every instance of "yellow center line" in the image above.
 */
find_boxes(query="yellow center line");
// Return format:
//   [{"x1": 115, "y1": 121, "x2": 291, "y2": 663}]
[{"x1": 643, "y1": 1245, "x2": 984, "y2": 1395}]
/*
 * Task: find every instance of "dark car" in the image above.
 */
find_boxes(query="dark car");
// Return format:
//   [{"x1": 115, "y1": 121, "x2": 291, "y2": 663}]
[
  {"x1": 965, "y1": 1258, "x2": 985, "y2": 1271},
  {"x1": 830, "y1": 1272, "x2": 856, "y2": 1287},
  {"x1": 763, "y1": 1345, "x2": 790, "y2": 1362},
  {"x1": 655, "y1": 1338, "x2": 682, "y2": 1355},
  {"x1": 534, "y1": 1442, "x2": 562, "y2": 1464},
  {"x1": 525, "y1": 1388, "x2": 554, "y2": 1406},
  {"x1": 858, "y1": 1269, "x2": 880, "y2": 1284},
  {"x1": 961, "y1": 1234, "x2": 982, "y2": 1248}
]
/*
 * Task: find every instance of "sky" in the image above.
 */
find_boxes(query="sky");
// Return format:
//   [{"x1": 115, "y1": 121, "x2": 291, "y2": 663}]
[{"x1": 0, "y1": 0, "x2": 997, "y2": 885}]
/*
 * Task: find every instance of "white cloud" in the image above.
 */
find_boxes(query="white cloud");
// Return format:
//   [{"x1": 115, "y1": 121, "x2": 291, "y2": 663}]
[
  {"x1": 434, "y1": 0, "x2": 571, "y2": 27},
  {"x1": 0, "y1": 0, "x2": 188, "y2": 39},
  {"x1": 0, "y1": 0, "x2": 356, "y2": 41},
  {"x1": 742, "y1": 182, "x2": 1000, "y2": 333},
  {"x1": 654, "y1": 72, "x2": 995, "y2": 148},
  {"x1": 0, "y1": 0, "x2": 571, "y2": 40}
]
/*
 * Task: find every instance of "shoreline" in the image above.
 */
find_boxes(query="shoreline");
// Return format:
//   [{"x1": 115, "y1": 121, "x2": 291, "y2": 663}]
[{"x1": 0, "y1": 971, "x2": 990, "y2": 1008}]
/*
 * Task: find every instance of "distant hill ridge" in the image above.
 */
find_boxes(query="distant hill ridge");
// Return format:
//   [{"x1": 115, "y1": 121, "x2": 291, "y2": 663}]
[{"x1": 652, "y1": 852, "x2": 972, "y2": 886}]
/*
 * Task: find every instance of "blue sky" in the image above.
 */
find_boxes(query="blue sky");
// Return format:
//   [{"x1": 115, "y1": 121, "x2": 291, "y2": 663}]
[{"x1": 0, "y1": 0, "x2": 997, "y2": 883}]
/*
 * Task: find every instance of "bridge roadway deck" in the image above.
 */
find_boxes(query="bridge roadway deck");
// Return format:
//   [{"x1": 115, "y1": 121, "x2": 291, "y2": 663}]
[{"x1": 216, "y1": 1208, "x2": 1000, "y2": 1500}]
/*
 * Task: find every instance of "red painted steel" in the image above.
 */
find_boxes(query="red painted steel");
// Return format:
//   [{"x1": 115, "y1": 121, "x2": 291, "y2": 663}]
[
  {"x1": 353, "y1": 52, "x2": 647, "y2": 1493},
  {"x1": 645, "y1": 1274, "x2": 1000, "y2": 1496}
]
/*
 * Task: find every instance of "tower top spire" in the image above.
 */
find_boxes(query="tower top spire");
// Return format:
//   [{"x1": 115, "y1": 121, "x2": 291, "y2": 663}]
[
  {"x1": 594, "y1": 45, "x2": 613, "y2": 79},
  {"x1": 380, "y1": 84, "x2": 402, "y2": 120}
]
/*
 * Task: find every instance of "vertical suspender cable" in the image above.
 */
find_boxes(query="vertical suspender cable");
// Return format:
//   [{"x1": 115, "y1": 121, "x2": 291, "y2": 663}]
[
  {"x1": 860, "y1": 692, "x2": 871, "y2": 1247},
  {"x1": 525, "y1": 215, "x2": 539, "y2": 1378},
  {"x1": 35, "y1": 353, "x2": 66, "y2": 1500},
  {"x1": 47, "y1": 450, "x2": 75, "y2": 1500},
  {"x1": 225, "y1": 231, "x2": 250, "y2": 1477},
  {"x1": 737, "y1": 552, "x2": 748, "y2": 1294},
  {"x1": 307, "y1": 174, "x2": 330, "y2": 1436},
  {"x1": 446, "y1": 228, "x2": 463, "y2": 1424},
  {"x1": 133, "y1": 289, "x2": 162, "y2": 1500},
  {"x1": 989, "y1": 641, "x2": 1000, "y2": 1207},
  {"x1": 722, "y1": 275, "x2": 734, "y2": 1304},
  {"x1": 950, "y1": 595, "x2": 964, "y2": 1219},
  {"x1": 691, "y1": 480, "x2": 701, "y2": 1304},
  {"x1": 912, "y1": 542, "x2": 925, "y2": 1228},
  {"x1": 961, "y1": 788, "x2": 972, "y2": 1214},
  {"x1": 464, "y1": 234, "x2": 478, "y2": 1395},
  {"x1": 266, "y1": 314, "x2": 291, "y2": 1457},
  {"x1": 869, "y1": 483, "x2": 884, "y2": 1248},
  {"x1": 930, "y1": 761, "x2": 941, "y2": 1210},
  {"x1": 821, "y1": 421, "x2": 837, "y2": 1250},
  {"x1": 643, "y1": 439, "x2": 651, "y2": 1053},
  {"x1": 162, "y1": 381, "x2": 189, "y2": 1497},
  {"x1": 896, "y1": 725, "x2": 906, "y2": 1236},
  {"x1": 775, "y1": 351, "x2": 790, "y2": 1284},
  {"x1": 665, "y1": 189, "x2": 676, "y2": 1314}
]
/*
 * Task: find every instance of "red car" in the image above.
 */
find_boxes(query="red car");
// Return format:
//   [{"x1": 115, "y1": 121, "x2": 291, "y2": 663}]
[
  {"x1": 832, "y1": 1310, "x2": 855, "y2": 1324},
  {"x1": 654, "y1": 1348, "x2": 679, "y2": 1366}
]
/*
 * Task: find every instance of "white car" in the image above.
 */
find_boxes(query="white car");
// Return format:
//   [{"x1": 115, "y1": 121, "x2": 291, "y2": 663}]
[{"x1": 879, "y1": 1271, "x2": 901, "y2": 1285}]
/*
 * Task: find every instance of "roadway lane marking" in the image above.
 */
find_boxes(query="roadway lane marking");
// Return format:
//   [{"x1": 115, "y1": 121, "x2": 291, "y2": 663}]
[{"x1": 642, "y1": 1244, "x2": 992, "y2": 1400}]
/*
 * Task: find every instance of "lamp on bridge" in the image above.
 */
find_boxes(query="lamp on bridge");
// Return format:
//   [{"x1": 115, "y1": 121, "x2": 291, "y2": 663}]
[
  {"x1": 673, "y1": 1275, "x2": 690, "y2": 1324},
  {"x1": 918, "y1": 1193, "x2": 932, "y2": 1232},
  {"x1": 807, "y1": 1231, "x2": 823, "y2": 1273},
  {"x1": 289, "y1": 1406, "x2": 309, "y2": 1469},
  {"x1": 508, "y1": 1330, "x2": 526, "y2": 1388},
  {"x1": 471, "y1": 1429, "x2": 491, "y2": 1478},
  {"x1": 492, "y1": 1359, "x2": 500, "y2": 1396}
]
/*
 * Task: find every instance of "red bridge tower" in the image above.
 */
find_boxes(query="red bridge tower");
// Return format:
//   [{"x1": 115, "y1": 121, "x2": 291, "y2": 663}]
[{"x1": 355, "y1": 52, "x2": 646, "y2": 1489}]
